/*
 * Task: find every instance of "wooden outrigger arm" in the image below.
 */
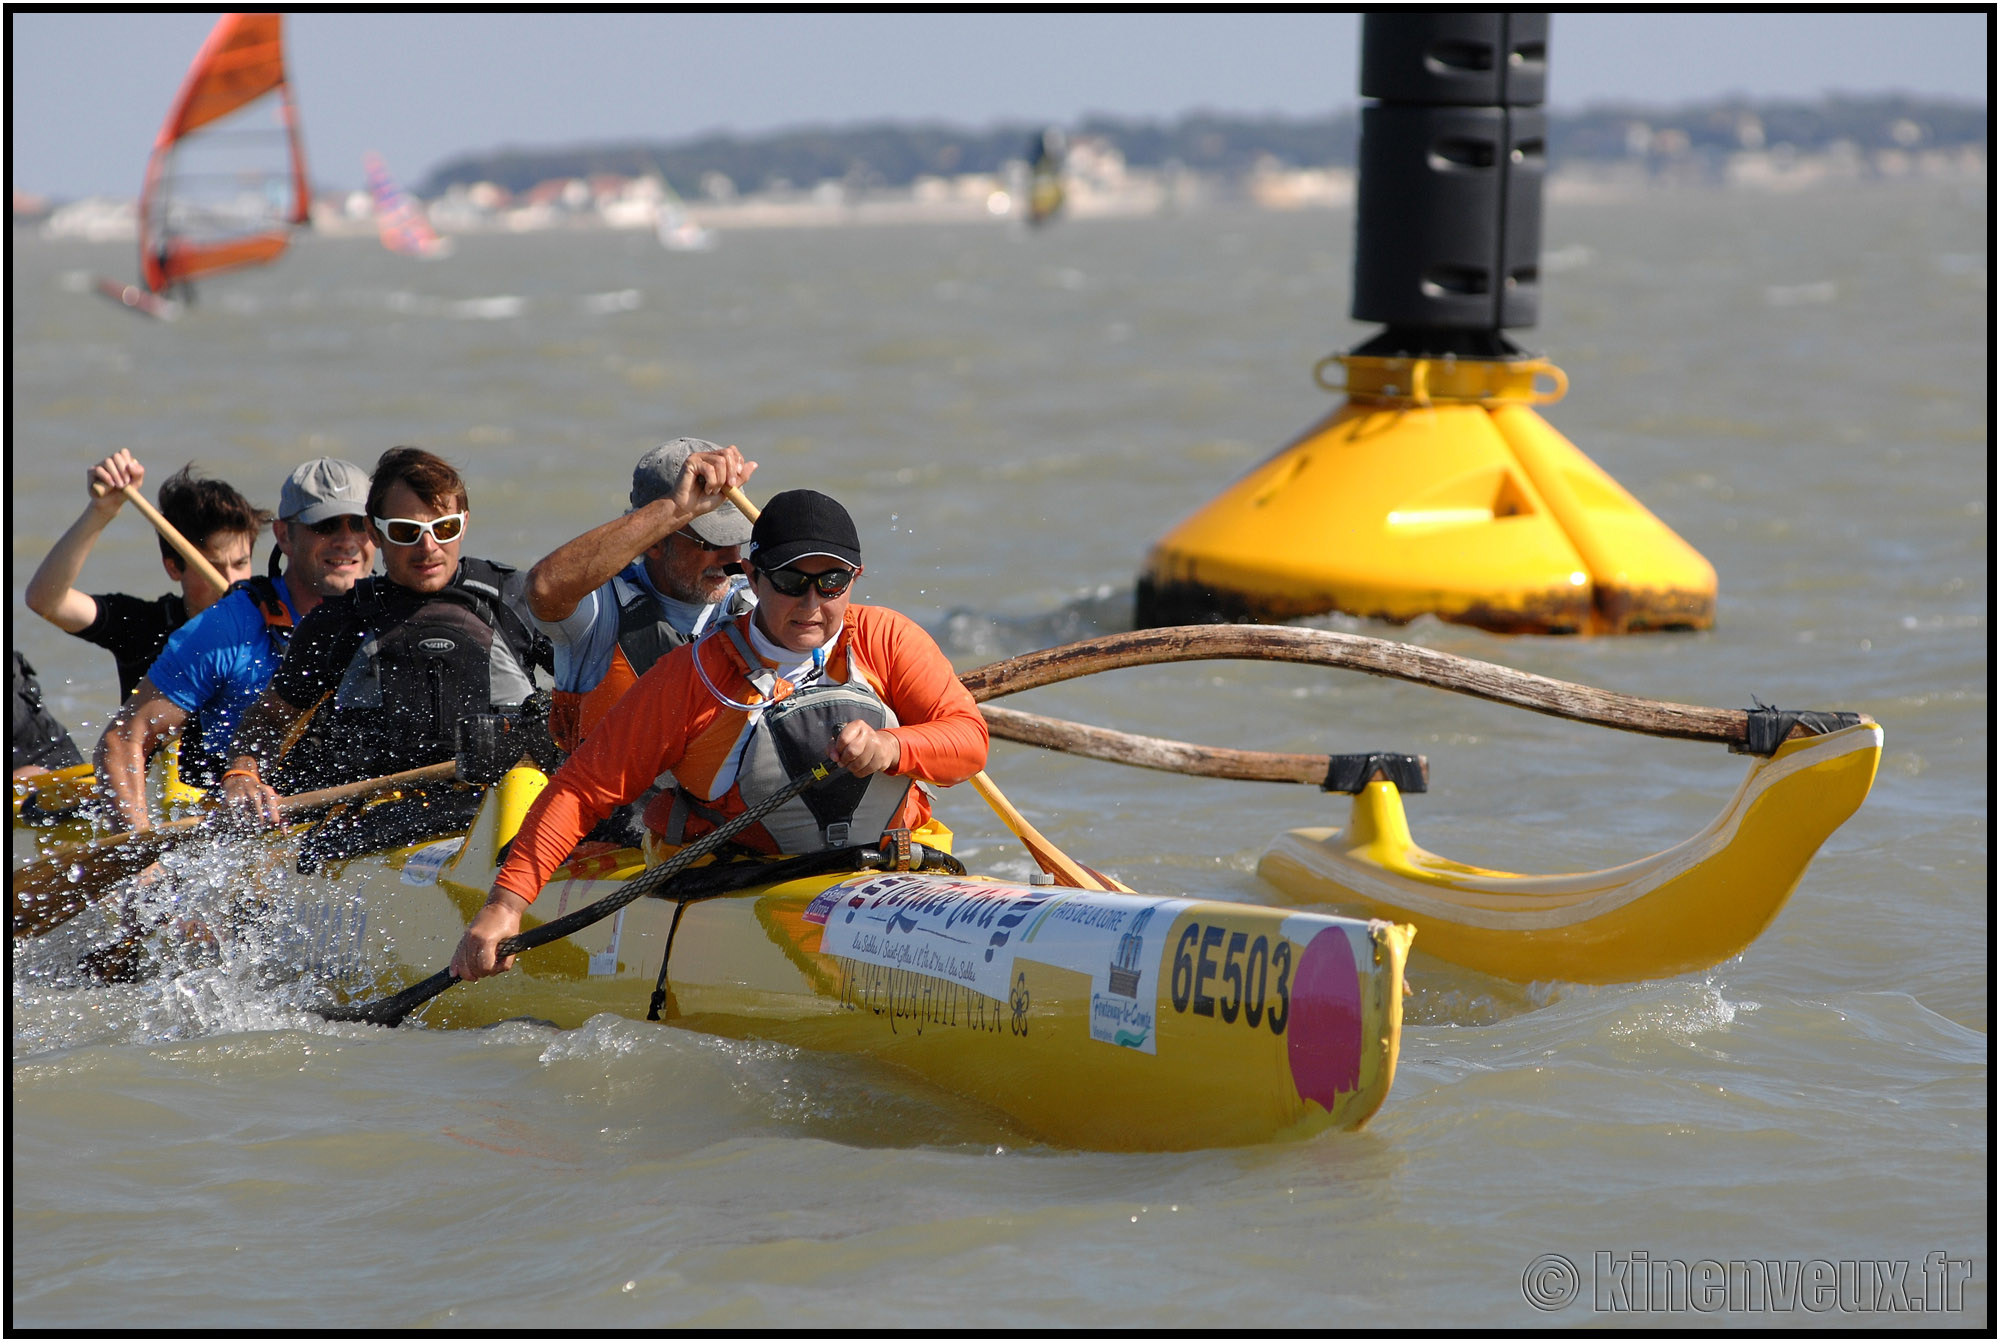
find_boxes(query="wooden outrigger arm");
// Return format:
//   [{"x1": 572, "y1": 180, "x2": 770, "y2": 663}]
[
  {"x1": 960, "y1": 625, "x2": 1871, "y2": 753},
  {"x1": 957, "y1": 626, "x2": 1881, "y2": 984}
]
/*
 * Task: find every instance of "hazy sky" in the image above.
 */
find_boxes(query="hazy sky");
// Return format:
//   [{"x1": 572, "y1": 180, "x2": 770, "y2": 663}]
[{"x1": 11, "y1": 11, "x2": 1989, "y2": 200}]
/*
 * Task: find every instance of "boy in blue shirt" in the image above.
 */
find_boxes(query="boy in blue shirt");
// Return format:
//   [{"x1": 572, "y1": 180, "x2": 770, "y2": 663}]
[{"x1": 93, "y1": 458, "x2": 375, "y2": 832}]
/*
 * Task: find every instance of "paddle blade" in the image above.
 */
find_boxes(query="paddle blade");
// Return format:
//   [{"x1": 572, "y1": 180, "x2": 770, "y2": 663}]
[
  {"x1": 317, "y1": 967, "x2": 457, "y2": 1028},
  {"x1": 11, "y1": 830, "x2": 190, "y2": 938}
]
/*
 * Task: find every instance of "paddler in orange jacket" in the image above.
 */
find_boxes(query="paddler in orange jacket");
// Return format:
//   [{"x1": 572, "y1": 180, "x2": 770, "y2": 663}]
[{"x1": 451, "y1": 489, "x2": 989, "y2": 981}]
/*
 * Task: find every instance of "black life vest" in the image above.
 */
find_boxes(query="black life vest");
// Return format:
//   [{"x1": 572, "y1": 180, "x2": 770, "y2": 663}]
[
  {"x1": 276, "y1": 558, "x2": 547, "y2": 790},
  {"x1": 176, "y1": 575, "x2": 294, "y2": 789},
  {"x1": 11, "y1": 652, "x2": 83, "y2": 772}
]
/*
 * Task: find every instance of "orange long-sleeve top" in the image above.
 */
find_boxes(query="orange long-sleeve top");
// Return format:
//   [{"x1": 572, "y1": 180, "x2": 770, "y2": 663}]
[{"x1": 495, "y1": 604, "x2": 988, "y2": 903}]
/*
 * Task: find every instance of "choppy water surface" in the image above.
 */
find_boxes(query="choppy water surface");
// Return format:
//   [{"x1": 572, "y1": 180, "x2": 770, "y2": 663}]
[{"x1": 10, "y1": 180, "x2": 1987, "y2": 1329}]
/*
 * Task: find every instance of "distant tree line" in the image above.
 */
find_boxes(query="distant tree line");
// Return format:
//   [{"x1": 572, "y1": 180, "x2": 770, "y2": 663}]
[{"x1": 418, "y1": 95, "x2": 1985, "y2": 198}]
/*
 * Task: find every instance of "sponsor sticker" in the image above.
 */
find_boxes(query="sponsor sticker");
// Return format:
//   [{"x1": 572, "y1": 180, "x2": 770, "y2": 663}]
[
  {"x1": 400, "y1": 838, "x2": 465, "y2": 886},
  {"x1": 588, "y1": 907, "x2": 625, "y2": 977},
  {"x1": 814, "y1": 874, "x2": 1187, "y2": 1053},
  {"x1": 1020, "y1": 892, "x2": 1190, "y2": 1054}
]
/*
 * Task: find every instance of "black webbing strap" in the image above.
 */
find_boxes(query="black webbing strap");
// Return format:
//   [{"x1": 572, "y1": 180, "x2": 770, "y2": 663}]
[
  {"x1": 645, "y1": 899, "x2": 692, "y2": 1022},
  {"x1": 637, "y1": 841, "x2": 969, "y2": 1022},
  {"x1": 1733, "y1": 706, "x2": 1864, "y2": 756},
  {"x1": 1321, "y1": 752, "x2": 1429, "y2": 794}
]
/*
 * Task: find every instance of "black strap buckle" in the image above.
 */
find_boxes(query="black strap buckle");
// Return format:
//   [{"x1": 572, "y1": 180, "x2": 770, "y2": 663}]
[{"x1": 1321, "y1": 752, "x2": 1429, "y2": 794}]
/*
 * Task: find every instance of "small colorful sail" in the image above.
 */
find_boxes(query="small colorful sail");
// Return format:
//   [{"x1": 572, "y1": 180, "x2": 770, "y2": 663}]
[
  {"x1": 363, "y1": 152, "x2": 452, "y2": 258},
  {"x1": 138, "y1": 13, "x2": 311, "y2": 296}
]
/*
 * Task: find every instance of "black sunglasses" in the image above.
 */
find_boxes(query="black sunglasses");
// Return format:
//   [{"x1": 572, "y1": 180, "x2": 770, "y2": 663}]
[
  {"x1": 675, "y1": 529, "x2": 738, "y2": 553},
  {"x1": 756, "y1": 563, "x2": 857, "y2": 599},
  {"x1": 306, "y1": 515, "x2": 369, "y2": 537}
]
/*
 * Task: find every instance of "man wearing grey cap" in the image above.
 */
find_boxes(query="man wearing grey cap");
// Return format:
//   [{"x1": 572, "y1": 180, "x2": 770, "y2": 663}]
[
  {"x1": 525, "y1": 439, "x2": 758, "y2": 753},
  {"x1": 93, "y1": 458, "x2": 375, "y2": 832}
]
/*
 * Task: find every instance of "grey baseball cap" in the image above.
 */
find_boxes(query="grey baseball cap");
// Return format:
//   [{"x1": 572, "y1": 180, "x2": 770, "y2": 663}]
[
  {"x1": 279, "y1": 457, "x2": 370, "y2": 524},
  {"x1": 630, "y1": 438, "x2": 752, "y2": 546}
]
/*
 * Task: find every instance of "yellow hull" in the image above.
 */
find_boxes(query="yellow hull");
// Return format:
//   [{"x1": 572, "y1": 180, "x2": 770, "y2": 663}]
[
  {"x1": 12, "y1": 748, "x2": 205, "y2": 854},
  {"x1": 1256, "y1": 723, "x2": 1881, "y2": 983},
  {"x1": 217, "y1": 768, "x2": 1413, "y2": 1152}
]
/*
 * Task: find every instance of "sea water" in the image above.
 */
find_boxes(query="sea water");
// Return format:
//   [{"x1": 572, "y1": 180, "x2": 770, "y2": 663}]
[{"x1": 9, "y1": 179, "x2": 1987, "y2": 1328}]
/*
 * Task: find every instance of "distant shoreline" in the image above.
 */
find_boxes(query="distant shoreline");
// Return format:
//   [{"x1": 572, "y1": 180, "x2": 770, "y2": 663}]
[{"x1": 25, "y1": 147, "x2": 1986, "y2": 247}]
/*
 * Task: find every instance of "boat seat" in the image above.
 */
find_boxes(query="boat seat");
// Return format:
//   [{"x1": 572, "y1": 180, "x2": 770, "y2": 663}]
[{"x1": 1321, "y1": 752, "x2": 1428, "y2": 794}]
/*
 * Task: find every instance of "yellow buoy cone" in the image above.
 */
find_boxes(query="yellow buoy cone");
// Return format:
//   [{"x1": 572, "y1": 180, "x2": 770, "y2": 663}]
[{"x1": 1136, "y1": 354, "x2": 1716, "y2": 635}]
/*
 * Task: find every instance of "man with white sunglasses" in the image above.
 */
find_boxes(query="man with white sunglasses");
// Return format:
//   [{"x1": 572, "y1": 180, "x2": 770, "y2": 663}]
[{"x1": 220, "y1": 447, "x2": 548, "y2": 819}]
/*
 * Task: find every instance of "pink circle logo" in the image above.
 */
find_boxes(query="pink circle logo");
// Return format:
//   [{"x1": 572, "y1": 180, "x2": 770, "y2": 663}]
[{"x1": 1288, "y1": 928, "x2": 1364, "y2": 1110}]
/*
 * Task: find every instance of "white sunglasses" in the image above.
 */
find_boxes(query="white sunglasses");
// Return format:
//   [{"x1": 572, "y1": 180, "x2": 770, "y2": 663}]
[{"x1": 373, "y1": 513, "x2": 467, "y2": 546}]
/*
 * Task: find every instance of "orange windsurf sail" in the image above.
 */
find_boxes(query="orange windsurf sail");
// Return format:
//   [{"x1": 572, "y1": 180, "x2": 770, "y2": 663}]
[{"x1": 139, "y1": 13, "x2": 311, "y2": 295}]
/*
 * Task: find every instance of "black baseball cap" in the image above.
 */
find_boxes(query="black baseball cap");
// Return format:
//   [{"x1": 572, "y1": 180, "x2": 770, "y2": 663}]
[{"x1": 749, "y1": 490, "x2": 861, "y2": 570}]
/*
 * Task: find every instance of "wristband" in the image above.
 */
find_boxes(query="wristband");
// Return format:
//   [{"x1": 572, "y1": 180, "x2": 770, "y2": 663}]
[{"x1": 221, "y1": 767, "x2": 262, "y2": 785}]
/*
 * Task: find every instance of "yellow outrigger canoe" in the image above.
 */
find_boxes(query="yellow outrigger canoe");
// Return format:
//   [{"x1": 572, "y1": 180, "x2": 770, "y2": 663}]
[
  {"x1": 21, "y1": 763, "x2": 1412, "y2": 1153},
  {"x1": 15, "y1": 625, "x2": 1879, "y2": 1140}
]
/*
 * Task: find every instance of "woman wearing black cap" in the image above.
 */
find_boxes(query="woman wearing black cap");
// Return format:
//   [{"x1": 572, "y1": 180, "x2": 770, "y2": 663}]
[{"x1": 452, "y1": 489, "x2": 989, "y2": 982}]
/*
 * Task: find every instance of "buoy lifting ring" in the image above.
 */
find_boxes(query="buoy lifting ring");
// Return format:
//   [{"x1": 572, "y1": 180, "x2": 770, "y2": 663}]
[{"x1": 1313, "y1": 353, "x2": 1568, "y2": 407}]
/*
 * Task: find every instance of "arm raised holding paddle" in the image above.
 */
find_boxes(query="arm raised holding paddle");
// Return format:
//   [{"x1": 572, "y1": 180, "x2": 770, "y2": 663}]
[
  {"x1": 26, "y1": 455, "x2": 264, "y2": 701},
  {"x1": 451, "y1": 486, "x2": 991, "y2": 982},
  {"x1": 523, "y1": 439, "x2": 757, "y2": 758}
]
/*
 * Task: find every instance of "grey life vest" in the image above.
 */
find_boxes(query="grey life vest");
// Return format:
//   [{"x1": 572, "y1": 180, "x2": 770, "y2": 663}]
[
  {"x1": 611, "y1": 569, "x2": 754, "y2": 680},
  {"x1": 699, "y1": 621, "x2": 913, "y2": 852}
]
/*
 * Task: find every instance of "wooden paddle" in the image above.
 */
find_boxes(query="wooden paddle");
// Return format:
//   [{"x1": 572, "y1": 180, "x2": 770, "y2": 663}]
[
  {"x1": 957, "y1": 625, "x2": 1872, "y2": 750},
  {"x1": 91, "y1": 479, "x2": 229, "y2": 592},
  {"x1": 725, "y1": 486, "x2": 1120, "y2": 893},
  {"x1": 11, "y1": 761, "x2": 460, "y2": 939},
  {"x1": 319, "y1": 760, "x2": 838, "y2": 1028}
]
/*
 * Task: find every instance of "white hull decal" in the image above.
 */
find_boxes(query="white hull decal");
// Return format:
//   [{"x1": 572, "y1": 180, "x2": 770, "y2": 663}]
[
  {"x1": 811, "y1": 875, "x2": 1189, "y2": 1053},
  {"x1": 400, "y1": 838, "x2": 464, "y2": 886}
]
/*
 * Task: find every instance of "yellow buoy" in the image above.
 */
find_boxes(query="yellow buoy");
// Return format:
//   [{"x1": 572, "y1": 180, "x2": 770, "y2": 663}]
[{"x1": 1137, "y1": 354, "x2": 1717, "y2": 635}]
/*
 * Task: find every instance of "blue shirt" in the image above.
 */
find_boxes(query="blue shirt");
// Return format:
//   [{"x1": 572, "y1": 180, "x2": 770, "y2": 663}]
[
  {"x1": 538, "y1": 561, "x2": 749, "y2": 694},
  {"x1": 148, "y1": 575, "x2": 297, "y2": 784}
]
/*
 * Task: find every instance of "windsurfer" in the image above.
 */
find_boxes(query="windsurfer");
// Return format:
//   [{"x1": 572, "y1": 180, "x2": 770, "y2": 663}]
[{"x1": 450, "y1": 489, "x2": 989, "y2": 981}]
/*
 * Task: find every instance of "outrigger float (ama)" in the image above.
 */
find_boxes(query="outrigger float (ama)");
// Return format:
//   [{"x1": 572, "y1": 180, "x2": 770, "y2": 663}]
[{"x1": 964, "y1": 627, "x2": 1879, "y2": 985}]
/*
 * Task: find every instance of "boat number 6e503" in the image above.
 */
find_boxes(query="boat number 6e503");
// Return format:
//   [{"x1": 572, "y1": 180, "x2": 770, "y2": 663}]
[{"x1": 1170, "y1": 923, "x2": 1290, "y2": 1034}]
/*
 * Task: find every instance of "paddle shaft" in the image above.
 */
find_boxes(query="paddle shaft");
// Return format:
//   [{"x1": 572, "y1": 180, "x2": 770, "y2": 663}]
[
  {"x1": 11, "y1": 762, "x2": 460, "y2": 939},
  {"x1": 958, "y1": 625, "x2": 1870, "y2": 750},
  {"x1": 92, "y1": 480, "x2": 228, "y2": 592},
  {"x1": 318, "y1": 761, "x2": 836, "y2": 1027}
]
